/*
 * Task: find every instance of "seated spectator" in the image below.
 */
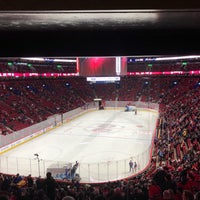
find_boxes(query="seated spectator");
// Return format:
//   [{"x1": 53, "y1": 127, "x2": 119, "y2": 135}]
[
  {"x1": 182, "y1": 190, "x2": 194, "y2": 200},
  {"x1": 148, "y1": 179, "x2": 162, "y2": 200},
  {"x1": 163, "y1": 189, "x2": 175, "y2": 200},
  {"x1": 62, "y1": 196, "x2": 75, "y2": 200}
]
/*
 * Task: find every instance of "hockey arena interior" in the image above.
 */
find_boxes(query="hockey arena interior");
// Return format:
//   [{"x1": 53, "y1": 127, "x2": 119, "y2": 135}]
[
  {"x1": 0, "y1": 55, "x2": 199, "y2": 200},
  {"x1": 0, "y1": 10, "x2": 200, "y2": 200}
]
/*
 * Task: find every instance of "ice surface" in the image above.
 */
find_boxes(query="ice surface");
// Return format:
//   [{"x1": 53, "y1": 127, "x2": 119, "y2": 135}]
[{"x1": 1, "y1": 109, "x2": 158, "y2": 183}]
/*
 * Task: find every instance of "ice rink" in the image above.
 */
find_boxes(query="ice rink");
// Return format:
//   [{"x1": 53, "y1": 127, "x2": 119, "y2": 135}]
[{"x1": 0, "y1": 109, "x2": 158, "y2": 183}]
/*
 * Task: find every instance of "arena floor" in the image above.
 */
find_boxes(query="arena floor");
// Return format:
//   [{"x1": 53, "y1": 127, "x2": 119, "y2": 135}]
[{"x1": 1, "y1": 109, "x2": 158, "y2": 183}]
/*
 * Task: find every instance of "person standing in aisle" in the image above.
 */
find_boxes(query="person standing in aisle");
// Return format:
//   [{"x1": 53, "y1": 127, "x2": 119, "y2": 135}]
[
  {"x1": 43, "y1": 172, "x2": 58, "y2": 200},
  {"x1": 134, "y1": 161, "x2": 137, "y2": 172},
  {"x1": 129, "y1": 160, "x2": 133, "y2": 172}
]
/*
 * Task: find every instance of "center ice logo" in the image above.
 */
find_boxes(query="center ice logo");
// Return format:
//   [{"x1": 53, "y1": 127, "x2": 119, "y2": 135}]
[{"x1": 86, "y1": 124, "x2": 123, "y2": 133}]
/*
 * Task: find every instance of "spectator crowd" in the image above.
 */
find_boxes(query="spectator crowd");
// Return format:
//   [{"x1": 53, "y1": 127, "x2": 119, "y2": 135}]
[{"x1": 0, "y1": 74, "x2": 199, "y2": 199}]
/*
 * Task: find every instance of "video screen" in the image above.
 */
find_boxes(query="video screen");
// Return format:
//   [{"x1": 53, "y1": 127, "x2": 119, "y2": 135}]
[{"x1": 78, "y1": 57, "x2": 127, "y2": 76}]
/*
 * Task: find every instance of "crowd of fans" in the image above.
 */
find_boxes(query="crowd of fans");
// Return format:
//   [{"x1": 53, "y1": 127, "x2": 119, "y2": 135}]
[{"x1": 0, "y1": 74, "x2": 199, "y2": 199}]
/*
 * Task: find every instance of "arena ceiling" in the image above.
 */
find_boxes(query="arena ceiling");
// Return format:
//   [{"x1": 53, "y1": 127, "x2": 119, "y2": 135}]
[{"x1": 0, "y1": 9, "x2": 200, "y2": 57}]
